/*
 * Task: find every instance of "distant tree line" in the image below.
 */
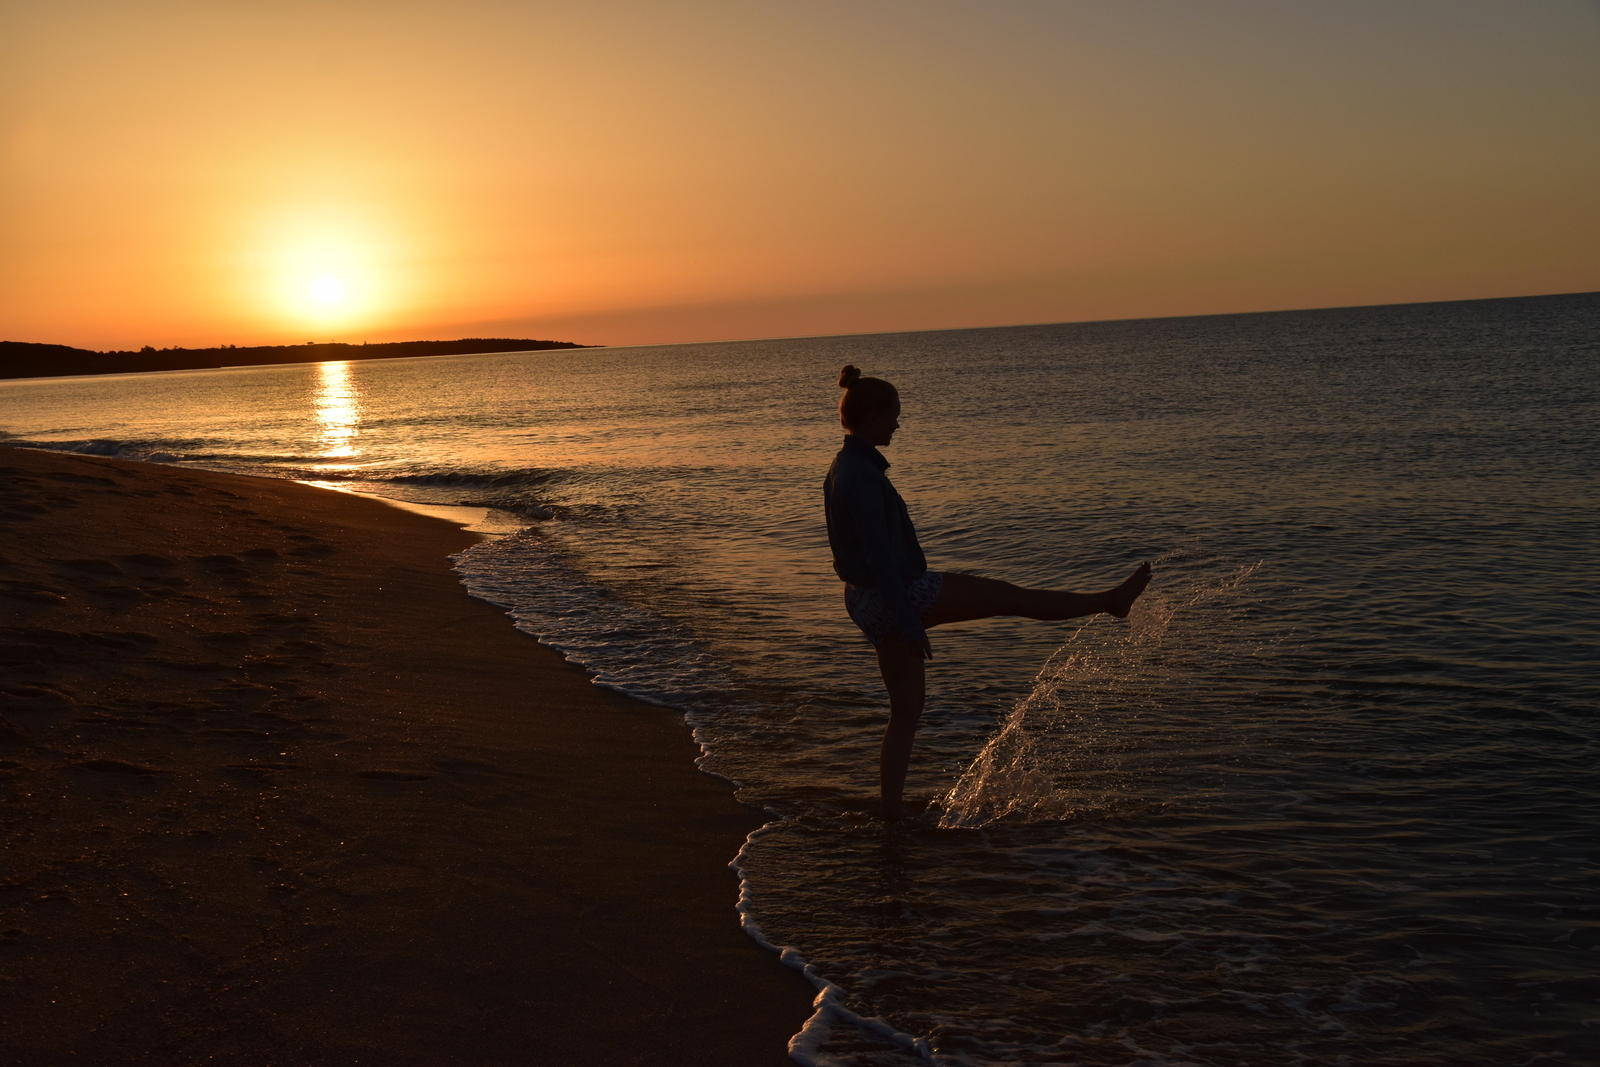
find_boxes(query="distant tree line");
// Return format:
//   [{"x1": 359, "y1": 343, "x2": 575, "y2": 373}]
[{"x1": 0, "y1": 337, "x2": 596, "y2": 381}]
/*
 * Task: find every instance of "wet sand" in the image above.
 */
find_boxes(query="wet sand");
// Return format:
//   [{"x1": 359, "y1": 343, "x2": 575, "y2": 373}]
[{"x1": 0, "y1": 445, "x2": 815, "y2": 1066}]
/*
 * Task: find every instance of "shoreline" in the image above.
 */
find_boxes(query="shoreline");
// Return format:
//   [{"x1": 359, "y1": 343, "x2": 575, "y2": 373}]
[{"x1": 0, "y1": 445, "x2": 814, "y2": 1065}]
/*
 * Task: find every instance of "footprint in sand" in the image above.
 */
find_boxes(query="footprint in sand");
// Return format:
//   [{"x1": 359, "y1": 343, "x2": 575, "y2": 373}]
[
  {"x1": 147, "y1": 658, "x2": 231, "y2": 673},
  {"x1": 0, "y1": 582, "x2": 67, "y2": 603},
  {"x1": 118, "y1": 554, "x2": 177, "y2": 568},
  {"x1": 1, "y1": 684, "x2": 76, "y2": 713},
  {"x1": 57, "y1": 558, "x2": 124, "y2": 576},
  {"x1": 73, "y1": 758, "x2": 166, "y2": 775},
  {"x1": 197, "y1": 631, "x2": 252, "y2": 646},
  {"x1": 433, "y1": 759, "x2": 536, "y2": 780},
  {"x1": 223, "y1": 761, "x2": 301, "y2": 781},
  {"x1": 0, "y1": 639, "x2": 61, "y2": 667},
  {"x1": 81, "y1": 631, "x2": 159, "y2": 649},
  {"x1": 90, "y1": 585, "x2": 146, "y2": 599},
  {"x1": 193, "y1": 555, "x2": 253, "y2": 581},
  {"x1": 201, "y1": 682, "x2": 274, "y2": 708},
  {"x1": 43, "y1": 471, "x2": 116, "y2": 487}
]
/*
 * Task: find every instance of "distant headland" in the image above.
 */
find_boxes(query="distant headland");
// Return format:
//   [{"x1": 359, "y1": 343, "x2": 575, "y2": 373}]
[{"x1": 0, "y1": 337, "x2": 597, "y2": 381}]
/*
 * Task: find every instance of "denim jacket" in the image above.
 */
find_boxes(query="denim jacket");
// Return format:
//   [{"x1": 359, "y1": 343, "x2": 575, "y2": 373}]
[{"x1": 824, "y1": 434, "x2": 929, "y2": 643}]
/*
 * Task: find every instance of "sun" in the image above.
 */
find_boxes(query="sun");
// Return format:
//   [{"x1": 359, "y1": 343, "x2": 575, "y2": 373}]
[
  {"x1": 309, "y1": 275, "x2": 345, "y2": 307},
  {"x1": 259, "y1": 211, "x2": 392, "y2": 331},
  {"x1": 279, "y1": 244, "x2": 371, "y2": 327}
]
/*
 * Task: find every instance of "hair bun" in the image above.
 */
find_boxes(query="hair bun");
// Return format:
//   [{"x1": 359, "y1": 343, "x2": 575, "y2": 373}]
[{"x1": 838, "y1": 365, "x2": 861, "y2": 389}]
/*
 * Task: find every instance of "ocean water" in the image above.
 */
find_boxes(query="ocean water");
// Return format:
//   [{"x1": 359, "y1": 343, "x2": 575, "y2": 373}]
[{"x1": 2, "y1": 292, "x2": 1597, "y2": 1065}]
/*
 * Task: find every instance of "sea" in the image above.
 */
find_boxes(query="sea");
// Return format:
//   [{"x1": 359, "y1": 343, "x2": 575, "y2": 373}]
[{"x1": 2, "y1": 292, "x2": 1597, "y2": 1066}]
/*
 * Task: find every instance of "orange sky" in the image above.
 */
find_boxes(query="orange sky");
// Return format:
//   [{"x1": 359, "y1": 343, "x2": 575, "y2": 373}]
[{"x1": 2, "y1": 0, "x2": 1598, "y2": 350}]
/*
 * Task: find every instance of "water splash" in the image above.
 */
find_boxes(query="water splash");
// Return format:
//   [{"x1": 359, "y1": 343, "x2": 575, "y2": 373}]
[{"x1": 937, "y1": 553, "x2": 1262, "y2": 828}]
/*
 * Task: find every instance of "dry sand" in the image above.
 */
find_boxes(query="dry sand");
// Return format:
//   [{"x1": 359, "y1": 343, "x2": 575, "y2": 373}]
[{"x1": 0, "y1": 445, "x2": 816, "y2": 1066}]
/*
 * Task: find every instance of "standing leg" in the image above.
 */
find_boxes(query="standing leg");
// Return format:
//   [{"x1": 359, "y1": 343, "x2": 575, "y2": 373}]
[{"x1": 875, "y1": 639, "x2": 926, "y2": 821}]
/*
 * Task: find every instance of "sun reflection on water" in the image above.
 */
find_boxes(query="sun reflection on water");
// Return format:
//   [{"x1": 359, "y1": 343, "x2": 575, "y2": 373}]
[{"x1": 312, "y1": 360, "x2": 361, "y2": 467}]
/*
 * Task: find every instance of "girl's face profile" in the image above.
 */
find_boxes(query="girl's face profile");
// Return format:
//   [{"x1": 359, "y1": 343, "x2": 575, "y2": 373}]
[{"x1": 855, "y1": 401, "x2": 901, "y2": 447}]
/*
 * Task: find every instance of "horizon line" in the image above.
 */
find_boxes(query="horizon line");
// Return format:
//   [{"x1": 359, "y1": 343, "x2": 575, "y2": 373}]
[{"x1": 6, "y1": 286, "x2": 1595, "y2": 356}]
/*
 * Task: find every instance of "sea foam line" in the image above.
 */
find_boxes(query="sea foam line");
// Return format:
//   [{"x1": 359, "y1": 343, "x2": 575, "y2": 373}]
[{"x1": 730, "y1": 819, "x2": 943, "y2": 1067}]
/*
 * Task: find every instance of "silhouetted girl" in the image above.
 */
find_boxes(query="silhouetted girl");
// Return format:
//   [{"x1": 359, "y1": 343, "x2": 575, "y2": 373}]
[{"x1": 824, "y1": 365, "x2": 1151, "y2": 820}]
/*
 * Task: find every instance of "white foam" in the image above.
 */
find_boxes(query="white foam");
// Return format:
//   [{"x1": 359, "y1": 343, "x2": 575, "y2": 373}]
[{"x1": 729, "y1": 819, "x2": 942, "y2": 1067}]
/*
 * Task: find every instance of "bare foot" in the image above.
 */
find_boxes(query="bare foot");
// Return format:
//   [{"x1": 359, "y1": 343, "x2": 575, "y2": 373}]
[
  {"x1": 1104, "y1": 561, "x2": 1152, "y2": 619},
  {"x1": 882, "y1": 796, "x2": 933, "y2": 828},
  {"x1": 881, "y1": 800, "x2": 909, "y2": 823}
]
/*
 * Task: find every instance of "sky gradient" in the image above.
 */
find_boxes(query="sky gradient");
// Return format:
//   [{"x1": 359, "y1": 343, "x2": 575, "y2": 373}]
[{"x1": 3, "y1": 0, "x2": 1598, "y2": 350}]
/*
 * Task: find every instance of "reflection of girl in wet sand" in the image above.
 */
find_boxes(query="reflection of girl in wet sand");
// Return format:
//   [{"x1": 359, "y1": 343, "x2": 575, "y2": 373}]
[{"x1": 824, "y1": 366, "x2": 1152, "y2": 821}]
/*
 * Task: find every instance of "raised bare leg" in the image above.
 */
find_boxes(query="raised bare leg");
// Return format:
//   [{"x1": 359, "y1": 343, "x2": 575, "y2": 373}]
[
  {"x1": 875, "y1": 639, "x2": 926, "y2": 821},
  {"x1": 923, "y1": 563, "x2": 1151, "y2": 628}
]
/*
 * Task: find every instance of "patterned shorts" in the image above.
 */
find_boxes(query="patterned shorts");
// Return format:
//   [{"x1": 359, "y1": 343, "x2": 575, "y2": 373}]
[{"x1": 844, "y1": 570, "x2": 945, "y2": 646}]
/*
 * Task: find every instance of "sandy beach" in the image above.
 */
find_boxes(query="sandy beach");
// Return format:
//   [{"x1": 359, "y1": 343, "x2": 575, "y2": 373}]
[{"x1": 0, "y1": 444, "x2": 814, "y2": 1066}]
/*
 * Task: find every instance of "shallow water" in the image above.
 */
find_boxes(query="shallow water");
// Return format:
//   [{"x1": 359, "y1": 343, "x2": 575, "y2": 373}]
[{"x1": 3, "y1": 292, "x2": 1597, "y2": 1064}]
